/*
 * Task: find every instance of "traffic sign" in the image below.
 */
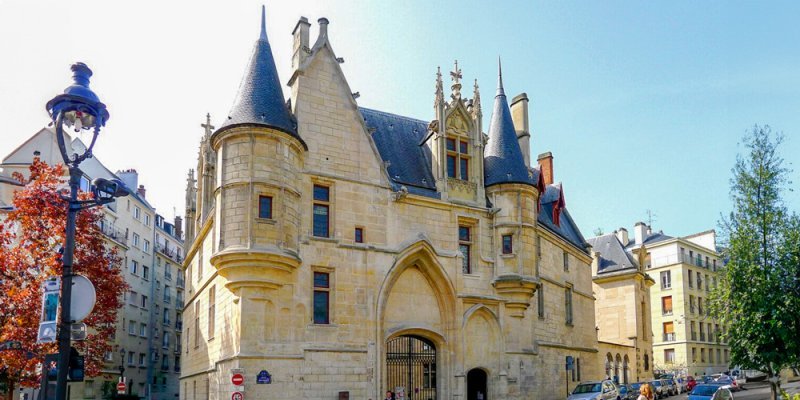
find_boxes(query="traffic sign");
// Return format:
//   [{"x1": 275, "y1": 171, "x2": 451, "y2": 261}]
[
  {"x1": 231, "y1": 373, "x2": 245, "y2": 386},
  {"x1": 117, "y1": 382, "x2": 126, "y2": 394},
  {"x1": 69, "y1": 275, "x2": 97, "y2": 322},
  {"x1": 231, "y1": 392, "x2": 244, "y2": 400}
]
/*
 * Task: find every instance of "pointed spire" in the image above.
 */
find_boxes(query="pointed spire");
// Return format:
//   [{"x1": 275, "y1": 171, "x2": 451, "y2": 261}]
[
  {"x1": 219, "y1": 6, "x2": 302, "y2": 145},
  {"x1": 450, "y1": 60, "x2": 463, "y2": 100},
  {"x1": 260, "y1": 5, "x2": 267, "y2": 40},
  {"x1": 434, "y1": 66, "x2": 444, "y2": 107},
  {"x1": 471, "y1": 78, "x2": 482, "y2": 119},
  {"x1": 497, "y1": 56, "x2": 505, "y2": 97},
  {"x1": 484, "y1": 59, "x2": 533, "y2": 187}
]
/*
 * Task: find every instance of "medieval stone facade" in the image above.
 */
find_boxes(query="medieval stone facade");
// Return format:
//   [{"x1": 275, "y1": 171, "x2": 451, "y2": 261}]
[{"x1": 181, "y1": 7, "x2": 602, "y2": 400}]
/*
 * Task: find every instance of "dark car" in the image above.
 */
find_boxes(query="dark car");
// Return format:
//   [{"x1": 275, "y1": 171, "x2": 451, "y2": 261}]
[
  {"x1": 661, "y1": 378, "x2": 678, "y2": 396},
  {"x1": 618, "y1": 384, "x2": 638, "y2": 400},
  {"x1": 650, "y1": 380, "x2": 666, "y2": 399},
  {"x1": 713, "y1": 376, "x2": 741, "y2": 392}
]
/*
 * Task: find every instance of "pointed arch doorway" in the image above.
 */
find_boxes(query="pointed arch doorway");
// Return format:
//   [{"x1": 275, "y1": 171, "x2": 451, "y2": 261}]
[
  {"x1": 386, "y1": 335, "x2": 437, "y2": 400},
  {"x1": 467, "y1": 369, "x2": 488, "y2": 400}
]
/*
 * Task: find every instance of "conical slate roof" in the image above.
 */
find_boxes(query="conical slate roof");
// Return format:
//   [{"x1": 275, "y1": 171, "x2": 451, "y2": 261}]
[
  {"x1": 484, "y1": 60, "x2": 534, "y2": 187},
  {"x1": 219, "y1": 6, "x2": 298, "y2": 139}
]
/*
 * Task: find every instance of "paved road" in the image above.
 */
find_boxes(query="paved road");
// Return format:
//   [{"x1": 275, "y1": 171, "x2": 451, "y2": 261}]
[{"x1": 666, "y1": 381, "x2": 800, "y2": 400}]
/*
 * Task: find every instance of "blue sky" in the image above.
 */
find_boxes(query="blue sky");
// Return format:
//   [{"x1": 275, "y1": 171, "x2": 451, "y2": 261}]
[{"x1": 0, "y1": 0, "x2": 798, "y2": 238}]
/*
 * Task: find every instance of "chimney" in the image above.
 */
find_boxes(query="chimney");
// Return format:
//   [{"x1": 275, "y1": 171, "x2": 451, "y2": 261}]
[
  {"x1": 537, "y1": 152, "x2": 553, "y2": 185},
  {"x1": 174, "y1": 216, "x2": 183, "y2": 239},
  {"x1": 117, "y1": 169, "x2": 138, "y2": 193},
  {"x1": 634, "y1": 222, "x2": 648, "y2": 245},
  {"x1": 616, "y1": 227, "x2": 629, "y2": 246},
  {"x1": 315, "y1": 17, "x2": 329, "y2": 47},
  {"x1": 510, "y1": 93, "x2": 531, "y2": 167},
  {"x1": 292, "y1": 17, "x2": 311, "y2": 70},
  {"x1": 136, "y1": 184, "x2": 146, "y2": 199}
]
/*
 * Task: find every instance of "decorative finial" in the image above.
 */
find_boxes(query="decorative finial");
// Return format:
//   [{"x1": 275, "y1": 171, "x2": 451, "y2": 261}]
[
  {"x1": 472, "y1": 78, "x2": 482, "y2": 119},
  {"x1": 434, "y1": 66, "x2": 444, "y2": 107},
  {"x1": 260, "y1": 5, "x2": 267, "y2": 40},
  {"x1": 201, "y1": 113, "x2": 215, "y2": 138},
  {"x1": 497, "y1": 56, "x2": 505, "y2": 97},
  {"x1": 450, "y1": 60, "x2": 463, "y2": 100}
]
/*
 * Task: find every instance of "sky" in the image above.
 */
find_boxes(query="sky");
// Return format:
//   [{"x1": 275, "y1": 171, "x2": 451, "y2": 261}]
[{"x1": 1, "y1": 0, "x2": 798, "y2": 238}]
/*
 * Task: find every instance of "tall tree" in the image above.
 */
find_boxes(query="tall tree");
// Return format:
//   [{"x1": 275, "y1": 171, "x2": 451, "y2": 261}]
[
  {"x1": 711, "y1": 125, "x2": 800, "y2": 400},
  {"x1": 0, "y1": 159, "x2": 127, "y2": 394}
]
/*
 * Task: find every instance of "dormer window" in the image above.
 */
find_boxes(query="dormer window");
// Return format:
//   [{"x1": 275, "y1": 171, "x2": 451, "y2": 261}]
[{"x1": 446, "y1": 138, "x2": 470, "y2": 180}]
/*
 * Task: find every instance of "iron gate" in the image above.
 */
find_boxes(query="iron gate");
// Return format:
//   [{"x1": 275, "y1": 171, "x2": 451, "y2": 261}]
[{"x1": 386, "y1": 335, "x2": 437, "y2": 400}]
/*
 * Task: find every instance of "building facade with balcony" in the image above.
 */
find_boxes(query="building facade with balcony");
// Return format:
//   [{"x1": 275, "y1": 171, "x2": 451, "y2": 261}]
[
  {"x1": 626, "y1": 223, "x2": 729, "y2": 377},
  {"x1": 0, "y1": 129, "x2": 184, "y2": 400}
]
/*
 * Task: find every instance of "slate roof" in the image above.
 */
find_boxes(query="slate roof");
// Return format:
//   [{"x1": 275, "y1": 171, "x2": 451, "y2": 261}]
[
  {"x1": 484, "y1": 64, "x2": 535, "y2": 187},
  {"x1": 623, "y1": 231, "x2": 674, "y2": 250},
  {"x1": 218, "y1": 6, "x2": 300, "y2": 143},
  {"x1": 360, "y1": 107, "x2": 440, "y2": 198},
  {"x1": 538, "y1": 184, "x2": 588, "y2": 252},
  {"x1": 586, "y1": 234, "x2": 639, "y2": 274}
]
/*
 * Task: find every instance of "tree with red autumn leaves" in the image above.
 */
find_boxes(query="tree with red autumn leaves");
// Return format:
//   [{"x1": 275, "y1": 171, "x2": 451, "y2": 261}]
[{"x1": 0, "y1": 158, "x2": 127, "y2": 394}]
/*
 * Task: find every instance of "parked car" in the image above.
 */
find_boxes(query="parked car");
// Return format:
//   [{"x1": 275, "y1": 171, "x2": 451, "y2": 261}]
[
  {"x1": 661, "y1": 378, "x2": 678, "y2": 396},
  {"x1": 676, "y1": 377, "x2": 688, "y2": 393},
  {"x1": 688, "y1": 384, "x2": 732, "y2": 400},
  {"x1": 714, "y1": 376, "x2": 741, "y2": 392},
  {"x1": 650, "y1": 380, "x2": 666, "y2": 399},
  {"x1": 618, "y1": 383, "x2": 638, "y2": 400},
  {"x1": 567, "y1": 380, "x2": 620, "y2": 400},
  {"x1": 687, "y1": 376, "x2": 698, "y2": 391}
]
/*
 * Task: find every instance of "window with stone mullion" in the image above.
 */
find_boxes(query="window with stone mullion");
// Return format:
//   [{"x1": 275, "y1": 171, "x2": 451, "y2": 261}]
[{"x1": 445, "y1": 137, "x2": 470, "y2": 180}]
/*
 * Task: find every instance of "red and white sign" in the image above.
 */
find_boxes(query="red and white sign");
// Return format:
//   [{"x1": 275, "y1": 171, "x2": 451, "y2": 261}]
[
  {"x1": 117, "y1": 382, "x2": 126, "y2": 394},
  {"x1": 231, "y1": 373, "x2": 245, "y2": 386},
  {"x1": 231, "y1": 392, "x2": 244, "y2": 400}
]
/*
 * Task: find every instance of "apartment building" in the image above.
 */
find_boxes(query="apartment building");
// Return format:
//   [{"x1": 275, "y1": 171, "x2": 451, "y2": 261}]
[
  {"x1": 1, "y1": 128, "x2": 183, "y2": 399},
  {"x1": 629, "y1": 223, "x2": 729, "y2": 377}
]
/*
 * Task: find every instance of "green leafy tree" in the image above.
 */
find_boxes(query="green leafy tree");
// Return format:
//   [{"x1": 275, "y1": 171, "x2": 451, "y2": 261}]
[{"x1": 711, "y1": 125, "x2": 800, "y2": 400}]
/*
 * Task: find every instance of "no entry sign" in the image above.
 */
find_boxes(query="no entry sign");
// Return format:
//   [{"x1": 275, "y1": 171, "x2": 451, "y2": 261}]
[
  {"x1": 116, "y1": 382, "x2": 126, "y2": 393},
  {"x1": 231, "y1": 373, "x2": 245, "y2": 386}
]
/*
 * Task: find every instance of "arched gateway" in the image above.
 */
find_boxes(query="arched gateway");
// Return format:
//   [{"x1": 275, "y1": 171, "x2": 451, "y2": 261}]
[{"x1": 386, "y1": 335, "x2": 437, "y2": 400}]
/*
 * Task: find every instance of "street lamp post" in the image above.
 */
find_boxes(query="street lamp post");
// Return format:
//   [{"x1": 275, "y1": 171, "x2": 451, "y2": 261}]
[
  {"x1": 45, "y1": 62, "x2": 127, "y2": 400},
  {"x1": 118, "y1": 347, "x2": 126, "y2": 392}
]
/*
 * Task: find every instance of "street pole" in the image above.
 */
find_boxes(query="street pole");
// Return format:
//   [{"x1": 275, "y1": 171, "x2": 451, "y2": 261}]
[{"x1": 55, "y1": 166, "x2": 81, "y2": 400}]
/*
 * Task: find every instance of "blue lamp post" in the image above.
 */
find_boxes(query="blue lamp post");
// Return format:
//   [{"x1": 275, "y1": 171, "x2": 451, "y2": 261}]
[{"x1": 45, "y1": 63, "x2": 127, "y2": 400}]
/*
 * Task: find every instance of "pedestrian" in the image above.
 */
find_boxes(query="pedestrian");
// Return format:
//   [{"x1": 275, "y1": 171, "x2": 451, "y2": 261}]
[
  {"x1": 384, "y1": 390, "x2": 394, "y2": 400},
  {"x1": 638, "y1": 383, "x2": 654, "y2": 400}
]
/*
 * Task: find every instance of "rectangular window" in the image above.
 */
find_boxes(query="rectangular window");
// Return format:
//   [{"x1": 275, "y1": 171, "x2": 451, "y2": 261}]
[
  {"x1": 144, "y1": 214, "x2": 150, "y2": 226},
  {"x1": 163, "y1": 307, "x2": 170, "y2": 325},
  {"x1": 459, "y1": 140, "x2": 468, "y2": 154},
  {"x1": 144, "y1": 240, "x2": 150, "y2": 253},
  {"x1": 701, "y1": 348, "x2": 706, "y2": 362},
  {"x1": 130, "y1": 260, "x2": 139, "y2": 275},
  {"x1": 663, "y1": 322, "x2": 675, "y2": 341},
  {"x1": 692, "y1": 347, "x2": 697, "y2": 362},
  {"x1": 312, "y1": 185, "x2": 330, "y2": 238},
  {"x1": 705, "y1": 274, "x2": 710, "y2": 291},
  {"x1": 446, "y1": 138, "x2": 456, "y2": 151},
  {"x1": 502, "y1": 234, "x2": 513, "y2": 254},
  {"x1": 688, "y1": 270, "x2": 694, "y2": 288},
  {"x1": 698, "y1": 297, "x2": 704, "y2": 315},
  {"x1": 697, "y1": 271, "x2": 702, "y2": 288},
  {"x1": 691, "y1": 321, "x2": 697, "y2": 340},
  {"x1": 143, "y1": 266, "x2": 149, "y2": 280},
  {"x1": 133, "y1": 233, "x2": 140, "y2": 248},
  {"x1": 446, "y1": 155, "x2": 456, "y2": 178},
  {"x1": 662, "y1": 296, "x2": 673, "y2": 315},
  {"x1": 459, "y1": 157, "x2": 469, "y2": 180},
  {"x1": 140, "y1": 295, "x2": 148, "y2": 308},
  {"x1": 665, "y1": 349, "x2": 676, "y2": 364},
  {"x1": 258, "y1": 196, "x2": 273, "y2": 219},
  {"x1": 127, "y1": 351, "x2": 135, "y2": 365},
  {"x1": 140, "y1": 323, "x2": 147, "y2": 337},
  {"x1": 690, "y1": 295, "x2": 696, "y2": 313},
  {"x1": 537, "y1": 286, "x2": 545, "y2": 319},
  {"x1": 313, "y1": 272, "x2": 330, "y2": 324},
  {"x1": 563, "y1": 251, "x2": 569, "y2": 272},
  {"x1": 709, "y1": 348, "x2": 714, "y2": 363},
  {"x1": 660, "y1": 271, "x2": 671, "y2": 289},
  {"x1": 129, "y1": 291, "x2": 138, "y2": 306},
  {"x1": 565, "y1": 287, "x2": 573, "y2": 325},
  {"x1": 194, "y1": 301, "x2": 200, "y2": 348},
  {"x1": 139, "y1": 353, "x2": 146, "y2": 366},
  {"x1": 458, "y1": 225, "x2": 471, "y2": 274},
  {"x1": 134, "y1": 206, "x2": 141, "y2": 220},
  {"x1": 208, "y1": 286, "x2": 215, "y2": 339},
  {"x1": 355, "y1": 227, "x2": 364, "y2": 243},
  {"x1": 163, "y1": 333, "x2": 170, "y2": 349},
  {"x1": 128, "y1": 320, "x2": 136, "y2": 335}
]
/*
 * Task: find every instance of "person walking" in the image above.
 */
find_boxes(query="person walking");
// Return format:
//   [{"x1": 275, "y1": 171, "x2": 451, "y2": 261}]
[{"x1": 638, "y1": 383, "x2": 654, "y2": 400}]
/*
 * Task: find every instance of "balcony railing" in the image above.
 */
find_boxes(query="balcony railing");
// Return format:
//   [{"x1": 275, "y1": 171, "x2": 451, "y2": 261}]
[
  {"x1": 176, "y1": 276, "x2": 185, "y2": 289},
  {"x1": 700, "y1": 332, "x2": 706, "y2": 341},
  {"x1": 691, "y1": 332, "x2": 697, "y2": 340},
  {"x1": 163, "y1": 319, "x2": 171, "y2": 326},
  {"x1": 662, "y1": 309, "x2": 673, "y2": 316},
  {"x1": 156, "y1": 242, "x2": 183, "y2": 263},
  {"x1": 663, "y1": 333, "x2": 676, "y2": 342},
  {"x1": 98, "y1": 222, "x2": 127, "y2": 246}
]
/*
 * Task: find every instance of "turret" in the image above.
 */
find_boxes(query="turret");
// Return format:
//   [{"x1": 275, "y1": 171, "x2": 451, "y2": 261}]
[
  {"x1": 209, "y1": 6, "x2": 305, "y2": 295},
  {"x1": 485, "y1": 59, "x2": 538, "y2": 318}
]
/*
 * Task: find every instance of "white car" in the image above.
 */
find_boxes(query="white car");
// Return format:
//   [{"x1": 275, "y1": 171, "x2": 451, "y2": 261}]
[{"x1": 567, "y1": 380, "x2": 620, "y2": 400}]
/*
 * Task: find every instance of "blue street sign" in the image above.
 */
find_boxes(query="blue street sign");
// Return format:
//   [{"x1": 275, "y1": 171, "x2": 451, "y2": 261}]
[{"x1": 257, "y1": 370, "x2": 271, "y2": 384}]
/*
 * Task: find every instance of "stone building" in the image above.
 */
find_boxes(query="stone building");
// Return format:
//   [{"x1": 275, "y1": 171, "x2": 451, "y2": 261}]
[
  {"x1": 0, "y1": 129, "x2": 184, "y2": 400},
  {"x1": 181, "y1": 7, "x2": 600, "y2": 400},
  {"x1": 587, "y1": 229, "x2": 655, "y2": 385}
]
